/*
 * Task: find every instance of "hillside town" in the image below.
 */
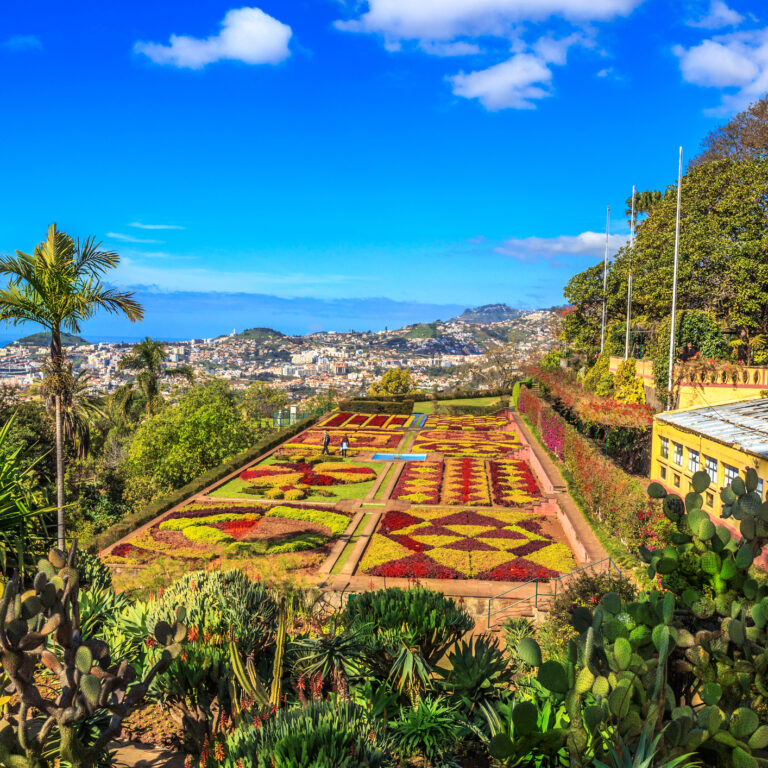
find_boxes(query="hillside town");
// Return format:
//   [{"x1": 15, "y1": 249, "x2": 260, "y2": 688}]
[{"x1": 0, "y1": 305, "x2": 559, "y2": 398}]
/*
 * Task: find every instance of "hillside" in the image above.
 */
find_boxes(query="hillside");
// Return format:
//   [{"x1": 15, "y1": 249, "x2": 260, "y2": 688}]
[
  {"x1": 11, "y1": 332, "x2": 89, "y2": 347},
  {"x1": 405, "y1": 322, "x2": 440, "y2": 339},
  {"x1": 455, "y1": 304, "x2": 520, "y2": 324},
  {"x1": 236, "y1": 327, "x2": 286, "y2": 342}
]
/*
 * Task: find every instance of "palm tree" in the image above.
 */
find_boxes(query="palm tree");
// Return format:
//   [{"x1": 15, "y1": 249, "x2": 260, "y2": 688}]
[
  {"x1": 118, "y1": 336, "x2": 193, "y2": 416},
  {"x1": 0, "y1": 223, "x2": 143, "y2": 548}
]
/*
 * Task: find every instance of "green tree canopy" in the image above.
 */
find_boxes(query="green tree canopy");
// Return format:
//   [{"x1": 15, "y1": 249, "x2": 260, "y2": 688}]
[
  {"x1": 367, "y1": 367, "x2": 416, "y2": 396},
  {"x1": 123, "y1": 380, "x2": 257, "y2": 507}
]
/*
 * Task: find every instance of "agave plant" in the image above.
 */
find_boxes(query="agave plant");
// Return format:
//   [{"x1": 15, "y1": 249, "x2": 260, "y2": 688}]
[
  {"x1": 594, "y1": 723, "x2": 700, "y2": 768},
  {"x1": 390, "y1": 697, "x2": 461, "y2": 768},
  {"x1": 291, "y1": 631, "x2": 367, "y2": 701}
]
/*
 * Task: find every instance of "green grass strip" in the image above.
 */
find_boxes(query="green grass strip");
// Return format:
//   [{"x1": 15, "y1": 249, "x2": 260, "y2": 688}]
[
  {"x1": 331, "y1": 513, "x2": 371, "y2": 574},
  {"x1": 374, "y1": 463, "x2": 397, "y2": 500}
]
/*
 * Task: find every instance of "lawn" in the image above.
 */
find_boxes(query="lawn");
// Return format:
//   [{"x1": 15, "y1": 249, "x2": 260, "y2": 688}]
[
  {"x1": 209, "y1": 458, "x2": 383, "y2": 503},
  {"x1": 413, "y1": 397, "x2": 503, "y2": 414}
]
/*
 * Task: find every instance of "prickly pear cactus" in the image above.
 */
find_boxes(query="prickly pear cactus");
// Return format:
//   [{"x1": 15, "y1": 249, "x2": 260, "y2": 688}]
[
  {"x1": 514, "y1": 471, "x2": 768, "y2": 768},
  {"x1": 0, "y1": 542, "x2": 186, "y2": 768}
]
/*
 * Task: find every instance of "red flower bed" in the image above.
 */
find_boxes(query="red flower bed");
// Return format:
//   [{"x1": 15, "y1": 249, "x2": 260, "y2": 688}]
[
  {"x1": 112, "y1": 543, "x2": 136, "y2": 557},
  {"x1": 380, "y1": 510, "x2": 423, "y2": 534},
  {"x1": 367, "y1": 552, "x2": 462, "y2": 579},
  {"x1": 488, "y1": 460, "x2": 542, "y2": 507},
  {"x1": 391, "y1": 462, "x2": 443, "y2": 504},
  {"x1": 367, "y1": 414, "x2": 388, "y2": 427},
  {"x1": 218, "y1": 519, "x2": 259, "y2": 538},
  {"x1": 477, "y1": 558, "x2": 558, "y2": 582},
  {"x1": 348, "y1": 414, "x2": 368, "y2": 426},
  {"x1": 388, "y1": 416, "x2": 408, "y2": 427},
  {"x1": 323, "y1": 412, "x2": 352, "y2": 428}
]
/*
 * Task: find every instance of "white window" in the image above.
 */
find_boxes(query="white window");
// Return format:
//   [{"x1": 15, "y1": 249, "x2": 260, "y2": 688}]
[
  {"x1": 724, "y1": 464, "x2": 739, "y2": 487},
  {"x1": 688, "y1": 449, "x2": 700, "y2": 473},
  {"x1": 705, "y1": 456, "x2": 718, "y2": 484},
  {"x1": 673, "y1": 443, "x2": 683, "y2": 466},
  {"x1": 660, "y1": 437, "x2": 669, "y2": 459},
  {"x1": 758, "y1": 478, "x2": 764, "y2": 498}
]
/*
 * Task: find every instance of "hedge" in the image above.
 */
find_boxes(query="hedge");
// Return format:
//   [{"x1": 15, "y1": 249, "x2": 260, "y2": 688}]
[
  {"x1": 347, "y1": 387, "x2": 519, "y2": 404},
  {"x1": 338, "y1": 399, "x2": 414, "y2": 414},
  {"x1": 518, "y1": 386, "x2": 670, "y2": 562},
  {"x1": 92, "y1": 416, "x2": 318, "y2": 553},
  {"x1": 435, "y1": 397, "x2": 509, "y2": 416}
]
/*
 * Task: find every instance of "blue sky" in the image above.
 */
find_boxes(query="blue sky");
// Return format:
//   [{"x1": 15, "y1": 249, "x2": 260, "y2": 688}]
[{"x1": 0, "y1": 0, "x2": 765, "y2": 338}]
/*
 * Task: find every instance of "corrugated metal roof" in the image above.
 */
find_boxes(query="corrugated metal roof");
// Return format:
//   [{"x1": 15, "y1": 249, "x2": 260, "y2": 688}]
[{"x1": 656, "y1": 398, "x2": 768, "y2": 458}]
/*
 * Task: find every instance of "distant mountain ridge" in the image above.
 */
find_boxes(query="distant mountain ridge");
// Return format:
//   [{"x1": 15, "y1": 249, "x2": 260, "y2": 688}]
[
  {"x1": 10, "y1": 332, "x2": 89, "y2": 347},
  {"x1": 454, "y1": 304, "x2": 521, "y2": 323}
]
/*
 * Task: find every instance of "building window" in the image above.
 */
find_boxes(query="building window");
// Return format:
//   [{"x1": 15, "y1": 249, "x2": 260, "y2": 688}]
[
  {"x1": 706, "y1": 492, "x2": 714, "y2": 507},
  {"x1": 705, "y1": 456, "x2": 718, "y2": 484},
  {"x1": 674, "y1": 474, "x2": 680, "y2": 488},
  {"x1": 660, "y1": 437, "x2": 669, "y2": 459},
  {"x1": 673, "y1": 443, "x2": 683, "y2": 466},
  {"x1": 660, "y1": 465, "x2": 667, "y2": 480},
  {"x1": 688, "y1": 449, "x2": 699, "y2": 473},
  {"x1": 758, "y1": 478, "x2": 764, "y2": 498},
  {"x1": 724, "y1": 464, "x2": 739, "y2": 487}
]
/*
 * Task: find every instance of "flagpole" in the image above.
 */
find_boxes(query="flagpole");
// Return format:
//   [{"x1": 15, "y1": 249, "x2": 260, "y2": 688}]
[
  {"x1": 624, "y1": 186, "x2": 636, "y2": 361},
  {"x1": 600, "y1": 205, "x2": 610, "y2": 353},
  {"x1": 667, "y1": 147, "x2": 683, "y2": 410}
]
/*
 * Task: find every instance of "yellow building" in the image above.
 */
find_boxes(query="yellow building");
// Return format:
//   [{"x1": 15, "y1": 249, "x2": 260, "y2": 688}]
[{"x1": 651, "y1": 399, "x2": 768, "y2": 529}]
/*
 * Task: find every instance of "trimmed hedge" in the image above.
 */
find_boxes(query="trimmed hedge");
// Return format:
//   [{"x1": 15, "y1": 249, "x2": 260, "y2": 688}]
[
  {"x1": 348, "y1": 387, "x2": 518, "y2": 403},
  {"x1": 92, "y1": 416, "x2": 318, "y2": 553},
  {"x1": 338, "y1": 399, "x2": 414, "y2": 414},
  {"x1": 435, "y1": 397, "x2": 509, "y2": 416}
]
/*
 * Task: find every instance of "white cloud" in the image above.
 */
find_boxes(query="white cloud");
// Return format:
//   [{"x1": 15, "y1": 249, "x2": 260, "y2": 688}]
[
  {"x1": 494, "y1": 231, "x2": 628, "y2": 262},
  {"x1": 3, "y1": 34, "x2": 42, "y2": 50},
  {"x1": 418, "y1": 40, "x2": 484, "y2": 56},
  {"x1": 129, "y1": 222, "x2": 186, "y2": 230},
  {"x1": 107, "y1": 232, "x2": 163, "y2": 244},
  {"x1": 674, "y1": 28, "x2": 768, "y2": 112},
  {"x1": 687, "y1": 0, "x2": 743, "y2": 29},
  {"x1": 450, "y1": 54, "x2": 553, "y2": 109},
  {"x1": 134, "y1": 7, "x2": 292, "y2": 69},
  {"x1": 335, "y1": 0, "x2": 642, "y2": 40},
  {"x1": 596, "y1": 66, "x2": 612, "y2": 76},
  {"x1": 335, "y1": 0, "x2": 641, "y2": 110}
]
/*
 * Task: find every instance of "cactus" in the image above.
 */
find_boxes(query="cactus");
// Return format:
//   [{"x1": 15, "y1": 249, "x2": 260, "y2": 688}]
[
  {"x1": 0, "y1": 541, "x2": 186, "y2": 768},
  {"x1": 514, "y1": 471, "x2": 768, "y2": 768}
]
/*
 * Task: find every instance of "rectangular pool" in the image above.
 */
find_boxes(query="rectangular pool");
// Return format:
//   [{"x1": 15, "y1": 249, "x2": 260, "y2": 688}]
[{"x1": 372, "y1": 453, "x2": 427, "y2": 461}]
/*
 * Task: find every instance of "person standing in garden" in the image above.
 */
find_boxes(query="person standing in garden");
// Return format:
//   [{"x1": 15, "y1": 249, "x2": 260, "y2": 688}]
[
  {"x1": 341, "y1": 433, "x2": 349, "y2": 458},
  {"x1": 322, "y1": 430, "x2": 331, "y2": 455}
]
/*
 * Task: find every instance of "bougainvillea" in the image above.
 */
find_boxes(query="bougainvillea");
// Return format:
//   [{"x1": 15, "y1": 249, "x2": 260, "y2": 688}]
[{"x1": 360, "y1": 507, "x2": 576, "y2": 581}]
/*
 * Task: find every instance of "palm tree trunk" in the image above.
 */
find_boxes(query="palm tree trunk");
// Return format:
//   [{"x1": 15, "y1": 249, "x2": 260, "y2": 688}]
[{"x1": 55, "y1": 393, "x2": 65, "y2": 550}]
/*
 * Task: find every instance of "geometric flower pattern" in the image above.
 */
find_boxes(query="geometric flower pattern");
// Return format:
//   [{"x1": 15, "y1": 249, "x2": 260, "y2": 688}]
[
  {"x1": 391, "y1": 461, "x2": 443, "y2": 504},
  {"x1": 360, "y1": 507, "x2": 577, "y2": 581},
  {"x1": 413, "y1": 428, "x2": 522, "y2": 458}
]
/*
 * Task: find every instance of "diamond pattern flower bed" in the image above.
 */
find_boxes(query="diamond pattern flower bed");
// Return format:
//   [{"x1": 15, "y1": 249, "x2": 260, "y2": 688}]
[
  {"x1": 360, "y1": 507, "x2": 576, "y2": 581},
  {"x1": 413, "y1": 429, "x2": 521, "y2": 458},
  {"x1": 391, "y1": 461, "x2": 443, "y2": 504},
  {"x1": 424, "y1": 414, "x2": 509, "y2": 431}
]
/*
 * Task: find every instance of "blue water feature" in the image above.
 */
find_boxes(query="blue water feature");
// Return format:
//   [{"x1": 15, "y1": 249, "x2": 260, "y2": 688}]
[
  {"x1": 409, "y1": 414, "x2": 428, "y2": 428},
  {"x1": 372, "y1": 453, "x2": 427, "y2": 461}
]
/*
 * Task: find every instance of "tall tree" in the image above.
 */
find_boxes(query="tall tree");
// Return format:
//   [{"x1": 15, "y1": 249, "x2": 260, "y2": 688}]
[
  {"x1": 692, "y1": 95, "x2": 768, "y2": 166},
  {"x1": 0, "y1": 224, "x2": 143, "y2": 548},
  {"x1": 118, "y1": 336, "x2": 194, "y2": 416}
]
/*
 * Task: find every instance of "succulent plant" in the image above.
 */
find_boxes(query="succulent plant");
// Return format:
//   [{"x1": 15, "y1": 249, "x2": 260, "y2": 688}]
[
  {"x1": 514, "y1": 471, "x2": 768, "y2": 768},
  {"x1": 0, "y1": 541, "x2": 186, "y2": 768}
]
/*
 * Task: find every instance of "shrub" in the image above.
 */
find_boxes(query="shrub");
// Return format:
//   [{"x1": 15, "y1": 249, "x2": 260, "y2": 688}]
[
  {"x1": 582, "y1": 350, "x2": 610, "y2": 393},
  {"x1": 536, "y1": 571, "x2": 637, "y2": 659},
  {"x1": 613, "y1": 358, "x2": 646, "y2": 404},
  {"x1": 266, "y1": 533, "x2": 329, "y2": 554},
  {"x1": 76, "y1": 549, "x2": 113, "y2": 591},
  {"x1": 337, "y1": 399, "x2": 414, "y2": 415},
  {"x1": 390, "y1": 698, "x2": 460, "y2": 768},
  {"x1": 219, "y1": 700, "x2": 392, "y2": 768},
  {"x1": 266, "y1": 506, "x2": 350, "y2": 536}
]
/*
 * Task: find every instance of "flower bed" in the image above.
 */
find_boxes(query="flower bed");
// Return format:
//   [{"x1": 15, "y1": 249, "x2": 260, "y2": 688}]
[
  {"x1": 441, "y1": 458, "x2": 491, "y2": 506},
  {"x1": 385, "y1": 415, "x2": 408, "y2": 429},
  {"x1": 360, "y1": 506, "x2": 576, "y2": 581},
  {"x1": 391, "y1": 461, "x2": 443, "y2": 504},
  {"x1": 425, "y1": 414, "x2": 508, "y2": 431},
  {"x1": 489, "y1": 460, "x2": 542, "y2": 507},
  {"x1": 320, "y1": 412, "x2": 353, "y2": 428},
  {"x1": 289, "y1": 429, "x2": 401, "y2": 450},
  {"x1": 239, "y1": 460, "x2": 376, "y2": 500},
  {"x1": 413, "y1": 429, "x2": 522, "y2": 458}
]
